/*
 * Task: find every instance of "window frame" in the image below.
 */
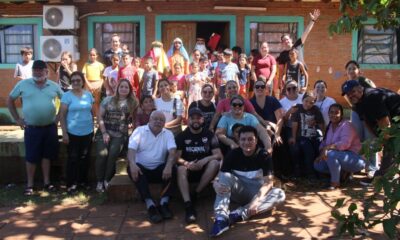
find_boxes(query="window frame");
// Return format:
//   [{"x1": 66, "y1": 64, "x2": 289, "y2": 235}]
[
  {"x1": 87, "y1": 15, "x2": 146, "y2": 57},
  {"x1": 352, "y1": 18, "x2": 400, "y2": 69},
  {"x1": 244, "y1": 16, "x2": 304, "y2": 55},
  {"x1": 0, "y1": 17, "x2": 42, "y2": 69}
]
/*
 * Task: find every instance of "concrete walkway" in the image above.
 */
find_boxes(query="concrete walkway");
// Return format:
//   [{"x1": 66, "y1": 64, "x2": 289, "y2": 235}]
[{"x1": 0, "y1": 187, "x2": 387, "y2": 240}]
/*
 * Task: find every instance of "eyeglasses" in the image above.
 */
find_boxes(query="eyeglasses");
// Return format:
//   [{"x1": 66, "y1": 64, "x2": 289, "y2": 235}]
[
  {"x1": 231, "y1": 102, "x2": 244, "y2": 108},
  {"x1": 255, "y1": 85, "x2": 266, "y2": 89},
  {"x1": 286, "y1": 86, "x2": 297, "y2": 92}
]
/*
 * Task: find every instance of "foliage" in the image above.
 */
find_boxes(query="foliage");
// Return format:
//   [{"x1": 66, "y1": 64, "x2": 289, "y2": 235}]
[
  {"x1": 331, "y1": 117, "x2": 400, "y2": 239},
  {"x1": 329, "y1": 0, "x2": 400, "y2": 35}
]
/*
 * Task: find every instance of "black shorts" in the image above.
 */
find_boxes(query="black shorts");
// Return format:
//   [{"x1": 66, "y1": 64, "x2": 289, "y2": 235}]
[
  {"x1": 187, "y1": 166, "x2": 206, "y2": 183},
  {"x1": 24, "y1": 124, "x2": 59, "y2": 164}
]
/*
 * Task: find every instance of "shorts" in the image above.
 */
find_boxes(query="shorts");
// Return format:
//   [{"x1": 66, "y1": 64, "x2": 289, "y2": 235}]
[
  {"x1": 24, "y1": 124, "x2": 59, "y2": 164},
  {"x1": 187, "y1": 166, "x2": 206, "y2": 183}
]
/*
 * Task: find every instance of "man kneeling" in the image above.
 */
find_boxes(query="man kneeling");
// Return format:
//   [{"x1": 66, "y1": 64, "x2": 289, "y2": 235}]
[
  {"x1": 210, "y1": 126, "x2": 286, "y2": 237},
  {"x1": 175, "y1": 108, "x2": 222, "y2": 224}
]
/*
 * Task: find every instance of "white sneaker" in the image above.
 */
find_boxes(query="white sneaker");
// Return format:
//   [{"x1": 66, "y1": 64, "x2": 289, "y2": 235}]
[
  {"x1": 103, "y1": 180, "x2": 109, "y2": 190},
  {"x1": 367, "y1": 170, "x2": 376, "y2": 179},
  {"x1": 96, "y1": 182, "x2": 104, "y2": 193}
]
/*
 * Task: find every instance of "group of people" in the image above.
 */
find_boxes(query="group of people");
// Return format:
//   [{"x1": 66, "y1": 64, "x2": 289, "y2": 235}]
[{"x1": 6, "y1": 8, "x2": 400, "y2": 238}]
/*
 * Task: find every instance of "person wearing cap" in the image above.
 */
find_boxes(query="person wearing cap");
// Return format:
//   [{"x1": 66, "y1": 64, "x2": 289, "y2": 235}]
[
  {"x1": 216, "y1": 48, "x2": 239, "y2": 100},
  {"x1": 7, "y1": 60, "x2": 64, "y2": 196},
  {"x1": 167, "y1": 37, "x2": 190, "y2": 75},
  {"x1": 341, "y1": 80, "x2": 400, "y2": 185},
  {"x1": 251, "y1": 42, "x2": 277, "y2": 97},
  {"x1": 175, "y1": 107, "x2": 222, "y2": 224}
]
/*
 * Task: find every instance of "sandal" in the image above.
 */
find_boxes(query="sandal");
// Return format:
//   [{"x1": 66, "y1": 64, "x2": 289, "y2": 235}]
[
  {"x1": 24, "y1": 187, "x2": 34, "y2": 196},
  {"x1": 44, "y1": 184, "x2": 57, "y2": 192}
]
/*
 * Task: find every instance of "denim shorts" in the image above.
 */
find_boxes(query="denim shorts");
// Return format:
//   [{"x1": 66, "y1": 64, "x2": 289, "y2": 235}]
[{"x1": 24, "y1": 124, "x2": 59, "y2": 164}]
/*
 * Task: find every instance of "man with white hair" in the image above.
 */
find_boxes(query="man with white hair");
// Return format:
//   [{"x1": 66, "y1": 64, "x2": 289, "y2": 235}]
[{"x1": 127, "y1": 110, "x2": 177, "y2": 223}]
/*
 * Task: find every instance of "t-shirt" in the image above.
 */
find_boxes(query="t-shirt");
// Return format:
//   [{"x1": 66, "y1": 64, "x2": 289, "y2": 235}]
[
  {"x1": 276, "y1": 38, "x2": 304, "y2": 65},
  {"x1": 175, "y1": 128, "x2": 219, "y2": 162},
  {"x1": 188, "y1": 100, "x2": 216, "y2": 130},
  {"x1": 291, "y1": 104, "x2": 324, "y2": 138},
  {"x1": 252, "y1": 54, "x2": 276, "y2": 79},
  {"x1": 279, "y1": 94, "x2": 304, "y2": 113},
  {"x1": 285, "y1": 61, "x2": 301, "y2": 83},
  {"x1": 217, "y1": 112, "x2": 259, "y2": 137},
  {"x1": 9, "y1": 78, "x2": 63, "y2": 126},
  {"x1": 141, "y1": 70, "x2": 158, "y2": 96},
  {"x1": 250, "y1": 96, "x2": 282, "y2": 123},
  {"x1": 61, "y1": 90, "x2": 94, "y2": 136},
  {"x1": 103, "y1": 48, "x2": 123, "y2": 67},
  {"x1": 216, "y1": 98, "x2": 255, "y2": 114},
  {"x1": 218, "y1": 62, "x2": 239, "y2": 85},
  {"x1": 314, "y1": 96, "x2": 336, "y2": 126},
  {"x1": 221, "y1": 147, "x2": 272, "y2": 181},
  {"x1": 82, "y1": 62, "x2": 104, "y2": 81},
  {"x1": 103, "y1": 65, "x2": 119, "y2": 96},
  {"x1": 100, "y1": 96, "x2": 131, "y2": 137},
  {"x1": 14, "y1": 60, "x2": 33, "y2": 79},
  {"x1": 238, "y1": 66, "x2": 250, "y2": 86},
  {"x1": 118, "y1": 64, "x2": 139, "y2": 95},
  {"x1": 354, "y1": 87, "x2": 400, "y2": 134},
  {"x1": 168, "y1": 74, "x2": 186, "y2": 91},
  {"x1": 155, "y1": 97, "x2": 183, "y2": 122}
]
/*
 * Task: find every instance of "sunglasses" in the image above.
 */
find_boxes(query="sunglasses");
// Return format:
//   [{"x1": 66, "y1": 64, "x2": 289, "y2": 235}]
[
  {"x1": 231, "y1": 102, "x2": 244, "y2": 108},
  {"x1": 255, "y1": 85, "x2": 266, "y2": 89},
  {"x1": 286, "y1": 86, "x2": 297, "y2": 91}
]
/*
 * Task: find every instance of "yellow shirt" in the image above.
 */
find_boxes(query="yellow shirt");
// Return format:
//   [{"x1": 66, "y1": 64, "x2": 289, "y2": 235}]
[{"x1": 82, "y1": 61, "x2": 104, "y2": 81}]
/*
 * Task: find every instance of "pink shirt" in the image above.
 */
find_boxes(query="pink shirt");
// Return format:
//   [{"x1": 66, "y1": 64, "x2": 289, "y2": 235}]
[
  {"x1": 320, "y1": 120, "x2": 361, "y2": 154},
  {"x1": 168, "y1": 74, "x2": 186, "y2": 91},
  {"x1": 253, "y1": 54, "x2": 276, "y2": 79},
  {"x1": 216, "y1": 98, "x2": 255, "y2": 114}
]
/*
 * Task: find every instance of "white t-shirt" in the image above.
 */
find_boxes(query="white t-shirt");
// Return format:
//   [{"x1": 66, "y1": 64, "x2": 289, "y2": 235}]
[
  {"x1": 315, "y1": 96, "x2": 336, "y2": 126},
  {"x1": 14, "y1": 60, "x2": 33, "y2": 79},
  {"x1": 279, "y1": 93, "x2": 304, "y2": 113},
  {"x1": 102, "y1": 66, "x2": 119, "y2": 96},
  {"x1": 155, "y1": 97, "x2": 183, "y2": 122},
  {"x1": 128, "y1": 125, "x2": 176, "y2": 170}
]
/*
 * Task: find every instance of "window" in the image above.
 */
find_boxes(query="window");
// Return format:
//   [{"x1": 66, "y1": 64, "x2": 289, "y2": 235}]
[
  {"x1": 94, "y1": 22, "x2": 140, "y2": 57},
  {"x1": 249, "y1": 22, "x2": 298, "y2": 58},
  {"x1": 0, "y1": 24, "x2": 38, "y2": 64},
  {"x1": 357, "y1": 25, "x2": 399, "y2": 64}
]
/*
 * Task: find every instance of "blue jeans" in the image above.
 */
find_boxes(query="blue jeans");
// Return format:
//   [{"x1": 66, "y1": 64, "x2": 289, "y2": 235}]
[
  {"x1": 351, "y1": 111, "x2": 379, "y2": 172},
  {"x1": 314, "y1": 150, "x2": 365, "y2": 183},
  {"x1": 290, "y1": 137, "x2": 320, "y2": 178}
]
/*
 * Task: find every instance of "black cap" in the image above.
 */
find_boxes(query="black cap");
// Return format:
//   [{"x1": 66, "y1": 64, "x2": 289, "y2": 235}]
[
  {"x1": 188, "y1": 108, "x2": 203, "y2": 117},
  {"x1": 32, "y1": 60, "x2": 47, "y2": 69},
  {"x1": 341, "y1": 80, "x2": 360, "y2": 96}
]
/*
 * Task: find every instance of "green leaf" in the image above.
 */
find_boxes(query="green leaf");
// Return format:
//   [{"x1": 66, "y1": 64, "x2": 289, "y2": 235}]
[
  {"x1": 348, "y1": 203, "x2": 357, "y2": 213},
  {"x1": 382, "y1": 219, "x2": 396, "y2": 239},
  {"x1": 335, "y1": 198, "x2": 345, "y2": 208}
]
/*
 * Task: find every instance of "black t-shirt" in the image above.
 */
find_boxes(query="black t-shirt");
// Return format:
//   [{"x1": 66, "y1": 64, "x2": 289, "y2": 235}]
[
  {"x1": 291, "y1": 104, "x2": 324, "y2": 138},
  {"x1": 221, "y1": 148, "x2": 273, "y2": 179},
  {"x1": 103, "y1": 48, "x2": 123, "y2": 67},
  {"x1": 175, "y1": 128, "x2": 220, "y2": 162},
  {"x1": 276, "y1": 38, "x2": 304, "y2": 65},
  {"x1": 188, "y1": 100, "x2": 216, "y2": 130},
  {"x1": 250, "y1": 96, "x2": 282, "y2": 123},
  {"x1": 355, "y1": 87, "x2": 400, "y2": 134}
]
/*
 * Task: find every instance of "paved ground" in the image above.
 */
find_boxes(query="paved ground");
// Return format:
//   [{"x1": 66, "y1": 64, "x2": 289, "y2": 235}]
[{"x1": 0, "y1": 186, "x2": 387, "y2": 240}]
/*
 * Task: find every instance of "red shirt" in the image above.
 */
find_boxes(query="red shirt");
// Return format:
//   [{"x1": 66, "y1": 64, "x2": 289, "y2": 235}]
[
  {"x1": 119, "y1": 64, "x2": 139, "y2": 97},
  {"x1": 253, "y1": 54, "x2": 276, "y2": 79}
]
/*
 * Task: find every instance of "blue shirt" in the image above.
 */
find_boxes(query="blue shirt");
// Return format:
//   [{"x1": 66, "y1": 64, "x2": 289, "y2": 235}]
[
  {"x1": 9, "y1": 78, "x2": 63, "y2": 126},
  {"x1": 217, "y1": 112, "x2": 259, "y2": 137},
  {"x1": 61, "y1": 90, "x2": 94, "y2": 136}
]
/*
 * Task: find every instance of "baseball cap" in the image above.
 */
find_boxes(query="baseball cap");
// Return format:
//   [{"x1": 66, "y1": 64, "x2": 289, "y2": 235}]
[
  {"x1": 341, "y1": 80, "x2": 360, "y2": 96},
  {"x1": 223, "y1": 48, "x2": 233, "y2": 56},
  {"x1": 32, "y1": 60, "x2": 47, "y2": 69},
  {"x1": 188, "y1": 108, "x2": 203, "y2": 117}
]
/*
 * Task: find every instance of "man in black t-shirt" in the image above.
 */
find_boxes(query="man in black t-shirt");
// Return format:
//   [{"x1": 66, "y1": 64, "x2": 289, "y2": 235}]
[
  {"x1": 103, "y1": 34, "x2": 123, "y2": 67},
  {"x1": 175, "y1": 108, "x2": 222, "y2": 224},
  {"x1": 210, "y1": 126, "x2": 285, "y2": 237},
  {"x1": 342, "y1": 80, "x2": 400, "y2": 185}
]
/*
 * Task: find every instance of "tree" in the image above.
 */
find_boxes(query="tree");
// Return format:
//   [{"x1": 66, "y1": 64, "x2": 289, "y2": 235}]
[{"x1": 329, "y1": 0, "x2": 400, "y2": 35}]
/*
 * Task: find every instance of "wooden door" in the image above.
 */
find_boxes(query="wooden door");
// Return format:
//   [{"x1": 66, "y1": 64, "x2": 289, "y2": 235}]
[{"x1": 162, "y1": 22, "x2": 197, "y2": 55}]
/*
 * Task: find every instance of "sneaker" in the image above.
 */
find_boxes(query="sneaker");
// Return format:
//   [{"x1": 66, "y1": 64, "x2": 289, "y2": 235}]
[
  {"x1": 43, "y1": 183, "x2": 57, "y2": 192},
  {"x1": 158, "y1": 203, "x2": 173, "y2": 219},
  {"x1": 210, "y1": 219, "x2": 229, "y2": 237},
  {"x1": 367, "y1": 170, "x2": 376, "y2": 179},
  {"x1": 147, "y1": 206, "x2": 163, "y2": 223},
  {"x1": 96, "y1": 182, "x2": 104, "y2": 193},
  {"x1": 185, "y1": 205, "x2": 197, "y2": 224},
  {"x1": 360, "y1": 178, "x2": 374, "y2": 187},
  {"x1": 23, "y1": 187, "x2": 34, "y2": 196},
  {"x1": 67, "y1": 185, "x2": 78, "y2": 195},
  {"x1": 103, "y1": 181, "x2": 109, "y2": 190},
  {"x1": 228, "y1": 212, "x2": 243, "y2": 225}
]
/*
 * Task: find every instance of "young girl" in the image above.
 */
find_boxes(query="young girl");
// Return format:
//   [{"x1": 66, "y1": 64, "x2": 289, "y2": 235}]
[
  {"x1": 168, "y1": 63, "x2": 186, "y2": 92},
  {"x1": 136, "y1": 95, "x2": 155, "y2": 127},
  {"x1": 186, "y1": 62, "x2": 206, "y2": 107},
  {"x1": 289, "y1": 92, "x2": 324, "y2": 179},
  {"x1": 283, "y1": 49, "x2": 308, "y2": 93},
  {"x1": 102, "y1": 54, "x2": 120, "y2": 96},
  {"x1": 237, "y1": 53, "x2": 251, "y2": 98},
  {"x1": 82, "y1": 48, "x2": 105, "y2": 116},
  {"x1": 58, "y1": 51, "x2": 78, "y2": 92}
]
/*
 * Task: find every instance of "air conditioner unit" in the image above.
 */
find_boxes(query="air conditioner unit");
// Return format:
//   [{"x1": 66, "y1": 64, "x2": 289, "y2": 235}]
[
  {"x1": 40, "y1": 36, "x2": 80, "y2": 62},
  {"x1": 43, "y1": 5, "x2": 79, "y2": 30}
]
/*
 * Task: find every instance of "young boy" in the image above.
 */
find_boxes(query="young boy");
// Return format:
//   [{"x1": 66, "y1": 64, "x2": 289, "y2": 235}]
[
  {"x1": 141, "y1": 57, "x2": 159, "y2": 99},
  {"x1": 14, "y1": 47, "x2": 34, "y2": 81},
  {"x1": 119, "y1": 53, "x2": 139, "y2": 97},
  {"x1": 217, "y1": 48, "x2": 239, "y2": 100},
  {"x1": 103, "y1": 54, "x2": 120, "y2": 96}
]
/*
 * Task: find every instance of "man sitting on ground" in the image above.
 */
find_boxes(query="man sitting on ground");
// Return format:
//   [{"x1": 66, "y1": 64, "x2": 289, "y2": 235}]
[
  {"x1": 175, "y1": 108, "x2": 223, "y2": 224},
  {"x1": 210, "y1": 126, "x2": 286, "y2": 237}
]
